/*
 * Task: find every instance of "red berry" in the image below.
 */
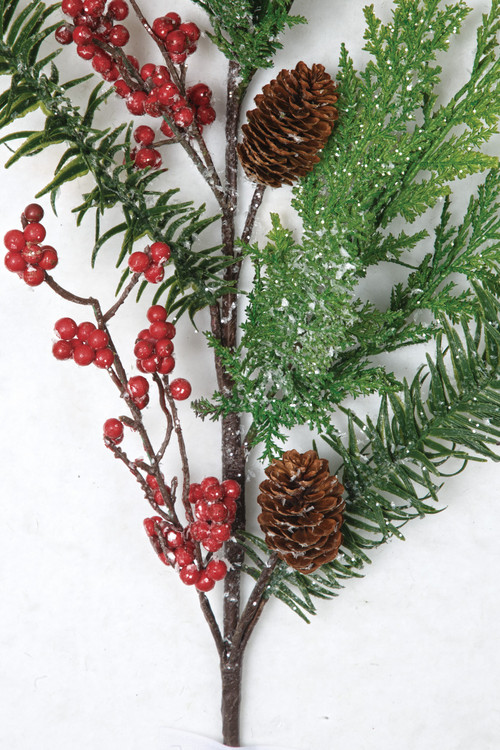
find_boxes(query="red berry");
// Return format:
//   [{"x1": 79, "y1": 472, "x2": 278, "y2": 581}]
[
  {"x1": 188, "y1": 83, "x2": 212, "y2": 107},
  {"x1": 179, "y1": 22, "x2": 200, "y2": 42},
  {"x1": 55, "y1": 24, "x2": 74, "y2": 44},
  {"x1": 150, "y1": 241, "x2": 170, "y2": 264},
  {"x1": 77, "y1": 321, "x2": 96, "y2": 342},
  {"x1": 143, "y1": 264, "x2": 164, "y2": 283},
  {"x1": 22, "y1": 244, "x2": 44, "y2": 264},
  {"x1": 148, "y1": 321, "x2": 169, "y2": 340},
  {"x1": 73, "y1": 343, "x2": 95, "y2": 365},
  {"x1": 224, "y1": 498, "x2": 237, "y2": 521},
  {"x1": 92, "y1": 52, "x2": 113, "y2": 74},
  {"x1": 144, "y1": 92, "x2": 163, "y2": 118},
  {"x1": 88, "y1": 328, "x2": 109, "y2": 349},
  {"x1": 55, "y1": 317, "x2": 78, "y2": 340},
  {"x1": 134, "y1": 148, "x2": 162, "y2": 169},
  {"x1": 195, "y1": 500, "x2": 210, "y2": 522},
  {"x1": 109, "y1": 24, "x2": 129, "y2": 46},
  {"x1": 201, "y1": 476, "x2": 219, "y2": 494},
  {"x1": 62, "y1": 0, "x2": 83, "y2": 17},
  {"x1": 155, "y1": 338, "x2": 174, "y2": 357},
  {"x1": 196, "y1": 105, "x2": 216, "y2": 125},
  {"x1": 157, "y1": 356, "x2": 175, "y2": 374},
  {"x1": 188, "y1": 483, "x2": 204, "y2": 503},
  {"x1": 23, "y1": 203, "x2": 44, "y2": 222},
  {"x1": 151, "y1": 66, "x2": 170, "y2": 86},
  {"x1": 83, "y1": 0, "x2": 105, "y2": 17},
  {"x1": 127, "y1": 375, "x2": 149, "y2": 399},
  {"x1": 39, "y1": 246, "x2": 58, "y2": 270},
  {"x1": 134, "y1": 125, "x2": 155, "y2": 145},
  {"x1": 114, "y1": 79, "x2": 131, "y2": 98},
  {"x1": 166, "y1": 30, "x2": 187, "y2": 54},
  {"x1": 175, "y1": 546, "x2": 194, "y2": 567},
  {"x1": 179, "y1": 564, "x2": 200, "y2": 586},
  {"x1": 162, "y1": 322, "x2": 176, "y2": 339},
  {"x1": 190, "y1": 521, "x2": 211, "y2": 541},
  {"x1": 205, "y1": 559, "x2": 227, "y2": 581},
  {"x1": 160, "y1": 121, "x2": 175, "y2": 139},
  {"x1": 73, "y1": 24, "x2": 93, "y2": 44},
  {"x1": 126, "y1": 91, "x2": 147, "y2": 115},
  {"x1": 154, "y1": 489, "x2": 165, "y2": 506},
  {"x1": 152, "y1": 17, "x2": 175, "y2": 40},
  {"x1": 76, "y1": 11, "x2": 99, "y2": 30},
  {"x1": 169, "y1": 378, "x2": 191, "y2": 400},
  {"x1": 128, "y1": 251, "x2": 150, "y2": 273},
  {"x1": 102, "y1": 65, "x2": 120, "y2": 82},
  {"x1": 134, "y1": 339, "x2": 154, "y2": 359},
  {"x1": 140, "y1": 355, "x2": 160, "y2": 373},
  {"x1": 94, "y1": 347, "x2": 115, "y2": 368},
  {"x1": 196, "y1": 572, "x2": 216, "y2": 592},
  {"x1": 146, "y1": 304, "x2": 167, "y2": 323},
  {"x1": 133, "y1": 393, "x2": 149, "y2": 410},
  {"x1": 52, "y1": 340, "x2": 73, "y2": 360},
  {"x1": 23, "y1": 267, "x2": 45, "y2": 286},
  {"x1": 169, "y1": 51, "x2": 187, "y2": 65},
  {"x1": 108, "y1": 0, "x2": 129, "y2": 21},
  {"x1": 140, "y1": 63, "x2": 155, "y2": 81},
  {"x1": 146, "y1": 474, "x2": 159, "y2": 490},
  {"x1": 164, "y1": 529, "x2": 183, "y2": 548},
  {"x1": 77, "y1": 43, "x2": 97, "y2": 60},
  {"x1": 24, "y1": 223, "x2": 46, "y2": 244},
  {"x1": 137, "y1": 328, "x2": 154, "y2": 341},
  {"x1": 165, "y1": 12, "x2": 181, "y2": 27},
  {"x1": 208, "y1": 502, "x2": 228, "y2": 522},
  {"x1": 4, "y1": 251, "x2": 27, "y2": 273},
  {"x1": 104, "y1": 418, "x2": 124, "y2": 441},
  {"x1": 205, "y1": 484, "x2": 224, "y2": 502},
  {"x1": 221, "y1": 479, "x2": 241, "y2": 499},
  {"x1": 143, "y1": 517, "x2": 159, "y2": 536},
  {"x1": 174, "y1": 107, "x2": 193, "y2": 128},
  {"x1": 4, "y1": 229, "x2": 25, "y2": 252},
  {"x1": 211, "y1": 523, "x2": 231, "y2": 543},
  {"x1": 157, "y1": 82, "x2": 179, "y2": 106}
]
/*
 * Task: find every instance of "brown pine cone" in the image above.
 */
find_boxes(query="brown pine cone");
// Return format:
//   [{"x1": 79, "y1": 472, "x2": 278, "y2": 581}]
[
  {"x1": 257, "y1": 449, "x2": 345, "y2": 574},
  {"x1": 237, "y1": 61, "x2": 339, "y2": 188}
]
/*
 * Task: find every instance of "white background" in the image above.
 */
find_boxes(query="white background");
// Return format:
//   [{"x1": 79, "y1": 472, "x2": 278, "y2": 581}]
[{"x1": 0, "y1": 1, "x2": 499, "y2": 749}]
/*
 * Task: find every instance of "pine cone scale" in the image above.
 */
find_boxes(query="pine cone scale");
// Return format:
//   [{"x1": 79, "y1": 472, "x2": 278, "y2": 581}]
[{"x1": 258, "y1": 449, "x2": 345, "y2": 574}]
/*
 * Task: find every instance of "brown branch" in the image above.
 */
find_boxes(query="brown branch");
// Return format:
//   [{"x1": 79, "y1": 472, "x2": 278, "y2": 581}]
[
  {"x1": 240, "y1": 184, "x2": 266, "y2": 247},
  {"x1": 102, "y1": 271, "x2": 141, "y2": 323},
  {"x1": 231, "y1": 552, "x2": 280, "y2": 654},
  {"x1": 152, "y1": 373, "x2": 174, "y2": 462},
  {"x1": 198, "y1": 591, "x2": 225, "y2": 657},
  {"x1": 162, "y1": 376, "x2": 193, "y2": 524}
]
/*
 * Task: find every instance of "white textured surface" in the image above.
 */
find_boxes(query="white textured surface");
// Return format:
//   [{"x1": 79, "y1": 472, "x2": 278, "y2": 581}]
[{"x1": 0, "y1": 1, "x2": 499, "y2": 749}]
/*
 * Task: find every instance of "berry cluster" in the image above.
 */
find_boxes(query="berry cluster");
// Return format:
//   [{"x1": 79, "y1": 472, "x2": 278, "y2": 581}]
[
  {"x1": 128, "y1": 241, "x2": 170, "y2": 282},
  {"x1": 3, "y1": 204, "x2": 58, "y2": 287},
  {"x1": 151, "y1": 12, "x2": 200, "y2": 65},
  {"x1": 145, "y1": 472, "x2": 171, "y2": 507},
  {"x1": 52, "y1": 317, "x2": 115, "y2": 368},
  {"x1": 134, "y1": 304, "x2": 176, "y2": 375},
  {"x1": 143, "y1": 476, "x2": 240, "y2": 591}
]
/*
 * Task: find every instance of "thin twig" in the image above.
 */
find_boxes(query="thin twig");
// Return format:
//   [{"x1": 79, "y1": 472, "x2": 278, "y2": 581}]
[
  {"x1": 231, "y1": 552, "x2": 280, "y2": 653},
  {"x1": 152, "y1": 373, "x2": 174, "y2": 462},
  {"x1": 198, "y1": 591, "x2": 225, "y2": 657},
  {"x1": 162, "y1": 376, "x2": 193, "y2": 523},
  {"x1": 240, "y1": 184, "x2": 266, "y2": 246},
  {"x1": 103, "y1": 271, "x2": 141, "y2": 323}
]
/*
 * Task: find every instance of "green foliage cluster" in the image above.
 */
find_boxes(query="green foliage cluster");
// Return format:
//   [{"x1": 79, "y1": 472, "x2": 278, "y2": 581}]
[
  {"x1": 190, "y1": 0, "x2": 305, "y2": 85},
  {"x1": 0, "y1": 0, "x2": 227, "y2": 317},
  {"x1": 201, "y1": 0, "x2": 500, "y2": 460}
]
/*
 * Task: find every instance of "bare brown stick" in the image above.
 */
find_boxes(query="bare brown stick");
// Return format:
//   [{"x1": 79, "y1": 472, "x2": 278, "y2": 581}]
[
  {"x1": 198, "y1": 591, "x2": 225, "y2": 657},
  {"x1": 103, "y1": 271, "x2": 141, "y2": 323},
  {"x1": 162, "y1": 376, "x2": 193, "y2": 523},
  {"x1": 231, "y1": 552, "x2": 279, "y2": 653},
  {"x1": 152, "y1": 373, "x2": 174, "y2": 462},
  {"x1": 240, "y1": 183, "x2": 266, "y2": 246}
]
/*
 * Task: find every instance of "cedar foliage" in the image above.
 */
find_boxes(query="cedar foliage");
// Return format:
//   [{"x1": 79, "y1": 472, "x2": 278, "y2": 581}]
[{"x1": 0, "y1": 0, "x2": 499, "y2": 622}]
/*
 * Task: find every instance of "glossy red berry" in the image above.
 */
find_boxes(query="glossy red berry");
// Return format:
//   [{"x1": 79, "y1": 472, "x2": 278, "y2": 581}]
[
  {"x1": 127, "y1": 375, "x2": 149, "y2": 399},
  {"x1": 144, "y1": 93, "x2": 163, "y2": 118},
  {"x1": 143, "y1": 264, "x2": 164, "y2": 283},
  {"x1": 190, "y1": 521, "x2": 211, "y2": 541},
  {"x1": 224, "y1": 498, "x2": 237, "y2": 522},
  {"x1": 134, "y1": 148, "x2": 162, "y2": 169},
  {"x1": 160, "y1": 121, "x2": 175, "y2": 139},
  {"x1": 188, "y1": 483, "x2": 204, "y2": 503},
  {"x1": 175, "y1": 546, "x2": 194, "y2": 567},
  {"x1": 179, "y1": 22, "x2": 200, "y2": 42},
  {"x1": 55, "y1": 25, "x2": 74, "y2": 44},
  {"x1": 173, "y1": 107, "x2": 194, "y2": 128},
  {"x1": 133, "y1": 393, "x2": 149, "y2": 410},
  {"x1": 126, "y1": 91, "x2": 147, "y2": 115},
  {"x1": 109, "y1": 24, "x2": 129, "y2": 46},
  {"x1": 205, "y1": 559, "x2": 227, "y2": 581},
  {"x1": 150, "y1": 241, "x2": 170, "y2": 264},
  {"x1": 151, "y1": 66, "x2": 170, "y2": 86},
  {"x1": 73, "y1": 343, "x2": 95, "y2": 365},
  {"x1": 154, "y1": 490, "x2": 165, "y2": 506},
  {"x1": 4, "y1": 229, "x2": 25, "y2": 252},
  {"x1": 52, "y1": 340, "x2": 73, "y2": 360},
  {"x1": 92, "y1": 52, "x2": 113, "y2": 74},
  {"x1": 179, "y1": 564, "x2": 200, "y2": 586},
  {"x1": 62, "y1": 0, "x2": 83, "y2": 16},
  {"x1": 88, "y1": 328, "x2": 109, "y2": 349},
  {"x1": 164, "y1": 529, "x2": 183, "y2": 548},
  {"x1": 194, "y1": 500, "x2": 210, "y2": 521},
  {"x1": 221, "y1": 479, "x2": 241, "y2": 499},
  {"x1": 55, "y1": 317, "x2": 78, "y2": 340},
  {"x1": 108, "y1": 0, "x2": 129, "y2": 20},
  {"x1": 165, "y1": 11, "x2": 181, "y2": 27},
  {"x1": 211, "y1": 523, "x2": 231, "y2": 543},
  {"x1": 196, "y1": 105, "x2": 216, "y2": 125},
  {"x1": 94, "y1": 347, "x2": 115, "y2": 368},
  {"x1": 77, "y1": 43, "x2": 97, "y2": 60},
  {"x1": 23, "y1": 267, "x2": 45, "y2": 286},
  {"x1": 23, "y1": 203, "x2": 44, "y2": 222},
  {"x1": 77, "y1": 321, "x2": 96, "y2": 342},
  {"x1": 73, "y1": 24, "x2": 93, "y2": 44},
  {"x1": 22, "y1": 244, "x2": 44, "y2": 265},
  {"x1": 157, "y1": 82, "x2": 179, "y2": 106},
  {"x1": 205, "y1": 483, "x2": 224, "y2": 502},
  {"x1": 39, "y1": 246, "x2": 58, "y2": 270},
  {"x1": 166, "y1": 30, "x2": 187, "y2": 53},
  {"x1": 157, "y1": 356, "x2": 175, "y2": 374},
  {"x1": 201, "y1": 476, "x2": 219, "y2": 494},
  {"x1": 143, "y1": 517, "x2": 161, "y2": 536},
  {"x1": 139, "y1": 355, "x2": 159, "y2": 373},
  {"x1": 188, "y1": 83, "x2": 212, "y2": 107},
  {"x1": 155, "y1": 338, "x2": 174, "y2": 357},
  {"x1": 24, "y1": 223, "x2": 46, "y2": 244},
  {"x1": 104, "y1": 417, "x2": 124, "y2": 442},
  {"x1": 146, "y1": 304, "x2": 166, "y2": 323},
  {"x1": 134, "y1": 125, "x2": 155, "y2": 145},
  {"x1": 4, "y1": 252, "x2": 27, "y2": 273},
  {"x1": 152, "y1": 17, "x2": 175, "y2": 40},
  {"x1": 83, "y1": 0, "x2": 105, "y2": 17},
  {"x1": 134, "y1": 340, "x2": 154, "y2": 359},
  {"x1": 102, "y1": 65, "x2": 120, "y2": 82},
  {"x1": 146, "y1": 474, "x2": 159, "y2": 490},
  {"x1": 208, "y1": 502, "x2": 228, "y2": 522},
  {"x1": 128, "y1": 251, "x2": 150, "y2": 273},
  {"x1": 169, "y1": 378, "x2": 191, "y2": 401},
  {"x1": 196, "y1": 572, "x2": 216, "y2": 592},
  {"x1": 169, "y1": 51, "x2": 187, "y2": 64},
  {"x1": 114, "y1": 79, "x2": 131, "y2": 98},
  {"x1": 149, "y1": 321, "x2": 169, "y2": 340}
]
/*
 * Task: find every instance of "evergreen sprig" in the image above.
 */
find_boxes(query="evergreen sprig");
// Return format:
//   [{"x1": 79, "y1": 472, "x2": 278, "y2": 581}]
[
  {"x1": 189, "y1": 0, "x2": 305, "y2": 86},
  {"x1": 241, "y1": 293, "x2": 500, "y2": 619},
  {"x1": 0, "y1": 0, "x2": 228, "y2": 318}
]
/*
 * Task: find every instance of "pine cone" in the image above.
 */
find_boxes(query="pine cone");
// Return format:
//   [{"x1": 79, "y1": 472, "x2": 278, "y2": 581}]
[
  {"x1": 257, "y1": 449, "x2": 345, "y2": 574},
  {"x1": 237, "y1": 61, "x2": 339, "y2": 188}
]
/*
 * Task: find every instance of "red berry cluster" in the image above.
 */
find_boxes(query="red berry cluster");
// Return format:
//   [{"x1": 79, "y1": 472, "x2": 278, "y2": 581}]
[
  {"x1": 143, "y1": 476, "x2": 240, "y2": 591},
  {"x1": 52, "y1": 317, "x2": 115, "y2": 368},
  {"x1": 152, "y1": 12, "x2": 200, "y2": 64},
  {"x1": 145, "y1": 472, "x2": 171, "y2": 507},
  {"x1": 134, "y1": 305, "x2": 176, "y2": 375},
  {"x1": 57, "y1": 0, "x2": 130, "y2": 82},
  {"x1": 3, "y1": 204, "x2": 58, "y2": 287},
  {"x1": 128, "y1": 241, "x2": 170, "y2": 281}
]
